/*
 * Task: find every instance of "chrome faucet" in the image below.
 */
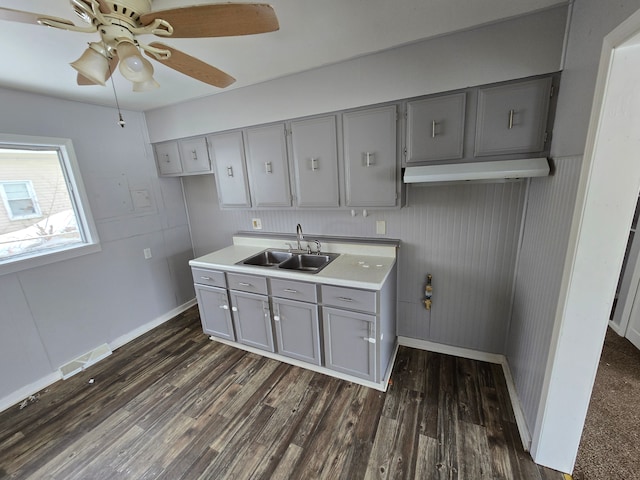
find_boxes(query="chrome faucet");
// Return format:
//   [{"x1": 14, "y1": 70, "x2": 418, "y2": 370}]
[{"x1": 296, "y1": 224, "x2": 304, "y2": 251}]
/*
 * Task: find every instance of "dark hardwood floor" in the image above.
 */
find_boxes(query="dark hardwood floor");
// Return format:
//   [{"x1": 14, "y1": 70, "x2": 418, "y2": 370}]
[{"x1": 0, "y1": 307, "x2": 564, "y2": 479}]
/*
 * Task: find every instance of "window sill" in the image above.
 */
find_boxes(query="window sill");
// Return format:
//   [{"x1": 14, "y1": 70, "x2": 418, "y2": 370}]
[{"x1": 0, "y1": 242, "x2": 102, "y2": 276}]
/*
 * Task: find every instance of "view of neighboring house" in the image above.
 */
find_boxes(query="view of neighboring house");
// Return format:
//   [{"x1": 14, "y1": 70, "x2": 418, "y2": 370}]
[{"x1": 0, "y1": 150, "x2": 80, "y2": 260}]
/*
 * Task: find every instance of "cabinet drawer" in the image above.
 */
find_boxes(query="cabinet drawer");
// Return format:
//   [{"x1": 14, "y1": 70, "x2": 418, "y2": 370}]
[
  {"x1": 227, "y1": 273, "x2": 268, "y2": 295},
  {"x1": 192, "y1": 268, "x2": 226, "y2": 288},
  {"x1": 321, "y1": 285, "x2": 377, "y2": 313},
  {"x1": 270, "y1": 278, "x2": 317, "y2": 303}
]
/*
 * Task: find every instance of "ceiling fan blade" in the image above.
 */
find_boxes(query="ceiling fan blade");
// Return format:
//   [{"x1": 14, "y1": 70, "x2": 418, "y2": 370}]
[
  {"x1": 146, "y1": 42, "x2": 235, "y2": 88},
  {"x1": 0, "y1": 7, "x2": 75, "y2": 27},
  {"x1": 140, "y1": 3, "x2": 279, "y2": 38},
  {"x1": 77, "y1": 55, "x2": 119, "y2": 86}
]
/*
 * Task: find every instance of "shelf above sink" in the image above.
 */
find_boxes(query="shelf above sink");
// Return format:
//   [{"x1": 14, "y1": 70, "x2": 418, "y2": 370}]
[{"x1": 237, "y1": 249, "x2": 340, "y2": 274}]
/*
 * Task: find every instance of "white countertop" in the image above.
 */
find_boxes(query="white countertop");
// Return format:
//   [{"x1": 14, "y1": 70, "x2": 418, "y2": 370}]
[{"x1": 189, "y1": 235, "x2": 398, "y2": 290}]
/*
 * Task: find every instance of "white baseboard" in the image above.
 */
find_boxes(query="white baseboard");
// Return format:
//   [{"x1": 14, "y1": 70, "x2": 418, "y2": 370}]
[
  {"x1": 397, "y1": 335, "x2": 532, "y2": 451},
  {"x1": 110, "y1": 298, "x2": 197, "y2": 351},
  {"x1": 0, "y1": 372, "x2": 62, "y2": 415},
  {"x1": 0, "y1": 298, "x2": 197, "y2": 415}
]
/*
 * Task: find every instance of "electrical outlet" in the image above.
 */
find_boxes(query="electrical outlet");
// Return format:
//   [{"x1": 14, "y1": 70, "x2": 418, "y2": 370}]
[
  {"x1": 376, "y1": 220, "x2": 386, "y2": 235},
  {"x1": 143, "y1": 248, "x2": 152, "y2": 259},
  {"x1": 252, "y1": 218, "x2": 262, "y2": 230}
]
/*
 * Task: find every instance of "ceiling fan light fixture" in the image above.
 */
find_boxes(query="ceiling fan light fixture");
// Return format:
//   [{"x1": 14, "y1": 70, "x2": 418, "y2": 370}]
[
  {"x1": 132, "y1": 77, "x2": 160, "y2": 92},
  {"x1": 117, "y1": 41, "x2": 153, "y2": 82},
  {"x1": 70, "y1": 42, "x2": 109, "y2": 86}
]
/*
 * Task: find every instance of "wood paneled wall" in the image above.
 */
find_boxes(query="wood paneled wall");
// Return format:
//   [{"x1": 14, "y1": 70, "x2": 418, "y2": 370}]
[{"x1": 183, "y1": 176, "x2": 526, "y2": 354}]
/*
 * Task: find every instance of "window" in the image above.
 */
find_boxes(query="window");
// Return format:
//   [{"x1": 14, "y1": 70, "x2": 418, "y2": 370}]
[
  {"x1": 0, "y1": 180, "x2": 42, "y2": 220},
  {"x1": 0, "y1": 134, "x2": 100, "y2": 274}
]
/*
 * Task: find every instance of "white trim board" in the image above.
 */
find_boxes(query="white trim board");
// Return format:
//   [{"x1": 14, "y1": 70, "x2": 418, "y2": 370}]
[
  {"x1": 398, "y1": 336, "x2": 532, "y2": 451},
  {"x1": 0, "y1": 298, "x2": 197, "y2": 415}
]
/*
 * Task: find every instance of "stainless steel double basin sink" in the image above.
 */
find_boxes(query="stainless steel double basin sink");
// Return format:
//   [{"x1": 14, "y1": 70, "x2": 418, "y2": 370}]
[{"x1": 237, "y1": 249, "x2": 339, "y2": 274}]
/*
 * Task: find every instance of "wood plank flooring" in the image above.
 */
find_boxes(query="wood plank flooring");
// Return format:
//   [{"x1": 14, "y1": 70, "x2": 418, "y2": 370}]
[{"x1": 0, "y1": 307, "x2": 564, "y2": 479}]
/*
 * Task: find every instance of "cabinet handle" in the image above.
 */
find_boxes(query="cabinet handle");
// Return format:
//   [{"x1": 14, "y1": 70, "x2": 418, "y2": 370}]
[
  {"x1": 200, "y1": 276, "x2": 212, "y2": 281},
  {"x1": 265, "y1": 161, "x2": 273, "y2": 174},
  {"x1": 337, "y1": 296, "x2": 354, "y2": 302},
  {"x1": 310, "y1": 157, "x2": 319, "y2": 171},
  {"x1": 364, "y1": 152, "x2": 375, "y2": 167},
  {"x1": 431, "y1": 120, "x2": 437, "y2": 138},
  {"x1": 283, "y1": 288, "x2": 298, "y2": 293},
  {"x1": 231, "y1": 306, "x2": 238, "y2": 312},
  {"x1": 508, "y1": 109, "x2": 515, "y2": 129},
  {"x1": 238, "y1": 282, "x2": 252, "y2": 287},
  {"x1": 191, "y1": 150, "x2": 198, "y2": 160},
  {"x1": 363, "y1": 337, "x2": 376, "y2": 344},
  {"x1": 227, "y1": 166, "x2": 234, "y2": 177},
  {"x1": 219, "y1": 304, "x2": 229, "y2": 310},
  {"x1": 273, "y1": 315, "x2": 280, "y2": 321}
]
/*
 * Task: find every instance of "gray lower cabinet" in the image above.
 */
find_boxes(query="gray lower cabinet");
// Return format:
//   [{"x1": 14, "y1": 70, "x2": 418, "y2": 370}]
[
  {"x1": 343, "y1": 105, "x2": 398, "y2": 207},
  {"x1": 474, "y1": 76, "x2": 552, "y2": 157},
  {"x1": 289, "y1": 115, "x2": 340, "y2": 208},
  {"x1": 245, "y1": 123, "x2": 292, "y2": 207},
  {"x1": 208, "y1": 131, "x2": 251, "y2": 208},
  {"x1": 272, "y1": 297, "x2": 321, "y2": 365},
  {"x1": 322, "y1": 307, "x2": 376, "y2": 381},
  {"x1": 406, "y1": 92, "x2": 466, "y2": 163},
  {"x1": 229, "y1": 290, "x2": 275, "y2": 352},
  {"x1": 194, "y1": 284, "x2": 235, "y2": 341},
  {"x1": 190, "y1": 261, "x2": 397, "y2": 388}
]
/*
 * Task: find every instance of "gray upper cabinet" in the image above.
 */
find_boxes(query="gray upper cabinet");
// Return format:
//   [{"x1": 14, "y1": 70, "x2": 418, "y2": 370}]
[
  {"x1": 154, "y1": 137, "x2": 211, "y2": 176},
  {"x1": 343, "y1": 105, "x2": 398, "y2": 207},
  {"x1": 179, "y1": 137, "x2": 211, "y2": 174},
  {"x1": 406, "y1": 92, "x2": 466, "y2": 163},
  {"x1": 245, "y1": 124, "x2": 292, "y2": 208},
  {"x1": 154, "y1": 141, "x2": 182, "y2": 176},
  {"x1": 208, "y1": 131, "x2": 252, "y2": 208},
  {"x1": 474, "y1": 76, "x2": 552, "y2": 157},
  {"x1": 289, "y1": 116, "x2": 340, "y2": 208}
]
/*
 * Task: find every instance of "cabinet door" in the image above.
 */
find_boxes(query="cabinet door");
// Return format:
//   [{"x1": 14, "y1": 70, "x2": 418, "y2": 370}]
[
  {"x1": 208, "y1": 131, "x2": 252, "y2": 208},
  {"x1": 323, "y1": 307, "x2": 376, "y2": 382},
  {"x1": 474, "y1": 77, "x2": 552, "y2": 157},
  {"x1": 406, "y1": 92, "x2": 466, "y2": 163},
  {"x1": 290, "y1": 116, "x2": 339, "y2": 207},
  {"x1": 179, "y1": 137, "x2": 211, "y2": 174},
  {"x1": 229, "y1": 291, "x2": 274, "y2": 352},
  {"x1": 195, "y1": 284, "x2": 235, "y2": 341},
  {"x1": 245, "y1": 124, "x2": 292, "y2": 207},
  {"x1": 272, "y1": 298, "x2": 321, "y2": 365},
  {"x1": 154, "y1": 141, "x2": 182, "y2": 176},
  {"x1": 343, "y1": 106, "x2": 397, "y2": 207}
]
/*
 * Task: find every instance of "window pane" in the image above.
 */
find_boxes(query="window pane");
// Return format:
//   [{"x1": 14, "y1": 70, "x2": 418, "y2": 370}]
[
  {"x1": 3, "y1": 183, "x2": 30, "y2": 200},
  {"x1": 0, "y1": 148, "x2": 83, "y2": 261}
]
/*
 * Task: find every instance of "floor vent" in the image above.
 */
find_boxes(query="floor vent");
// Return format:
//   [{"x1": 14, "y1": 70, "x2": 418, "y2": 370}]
[{"x1": 59, "y1": 343, "x2": 112, "y2": 380}]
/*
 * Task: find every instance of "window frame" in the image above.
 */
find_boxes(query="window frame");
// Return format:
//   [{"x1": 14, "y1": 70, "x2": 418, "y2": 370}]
[
  {"x1": 0, "y1": 134, "x2": 101, "y2": 275},
  {"x1": 0, "y1": 180, "x2": 42, "y2": 220}
]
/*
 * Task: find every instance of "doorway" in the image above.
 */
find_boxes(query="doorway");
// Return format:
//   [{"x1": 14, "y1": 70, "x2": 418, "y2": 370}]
[{"x1": 530, "y1": 11, "x2": 640, "y2": 474}]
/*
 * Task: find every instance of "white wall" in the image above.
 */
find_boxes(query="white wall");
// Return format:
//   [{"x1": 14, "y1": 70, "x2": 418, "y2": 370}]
[
  {"x1": 146, "y1": 6, "x2": 568, "y2": 143},
  {"x1": 0, "y1": 87, "x2": 194, "y2": 408}
]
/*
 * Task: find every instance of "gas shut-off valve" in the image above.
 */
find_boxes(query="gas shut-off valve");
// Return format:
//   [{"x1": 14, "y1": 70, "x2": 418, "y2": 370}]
[{"x1": 424, "y1": 274, "x2": 433, "y2": 310}]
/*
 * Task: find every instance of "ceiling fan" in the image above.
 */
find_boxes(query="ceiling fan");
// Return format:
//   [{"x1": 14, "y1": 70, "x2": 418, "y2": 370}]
[{"x1": 0, "y1": 0, "x2": 279, "y2": 91}]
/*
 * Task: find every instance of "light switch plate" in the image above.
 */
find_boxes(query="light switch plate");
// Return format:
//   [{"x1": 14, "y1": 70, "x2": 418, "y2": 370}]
[
  {"x1": 376, "y1": 220, "x2": 386, "y2": 235},
  {"x1": 252, "y1": 218, "x2": 262, "y2": 230}
]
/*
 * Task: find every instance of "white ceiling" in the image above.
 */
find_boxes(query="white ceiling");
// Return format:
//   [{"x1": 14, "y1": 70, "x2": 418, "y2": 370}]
[{"x1": 0, "y1": 0, "x2": 567, "y2": 112}]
